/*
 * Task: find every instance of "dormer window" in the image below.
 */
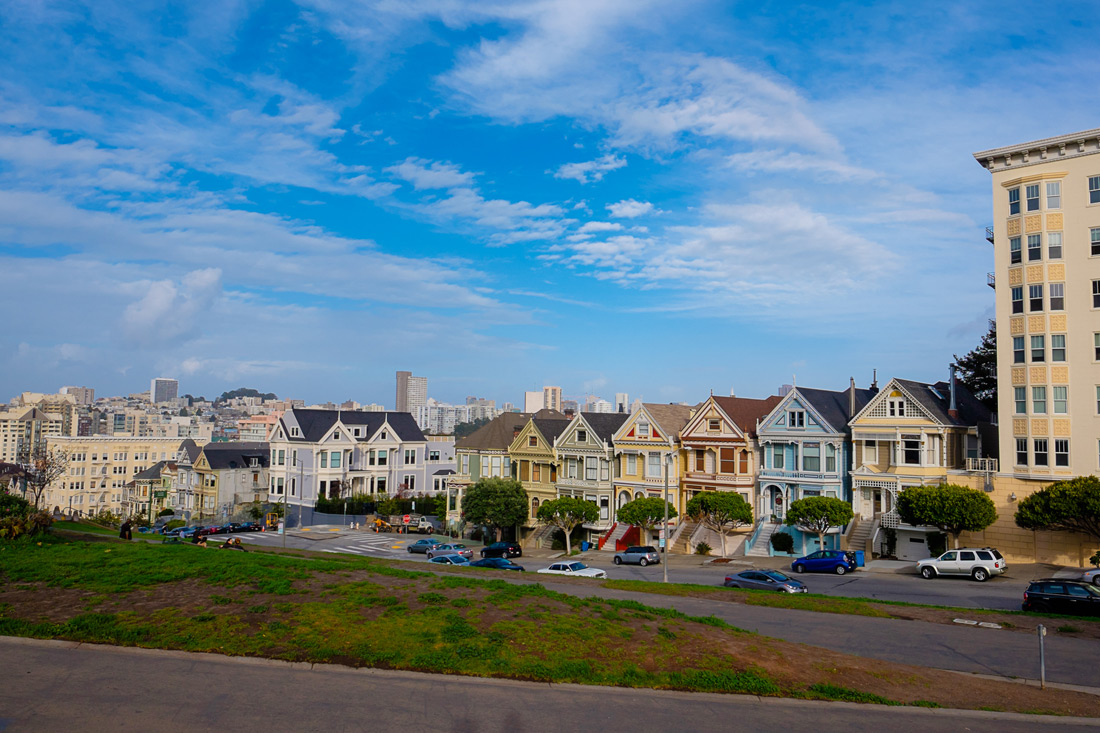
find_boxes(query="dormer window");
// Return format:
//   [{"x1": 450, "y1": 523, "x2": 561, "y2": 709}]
[
  {"x1": 334, "y1": 430, "x2": 341, "y2": 440},
  {"x1": 528, "y1": 436, "x2": 537, "y2": 447},
  {"x1": 353, "y1": 428, "x2": 361, "y2": 437},
  {"x1": 289, "y1": 427, "x2": 298, "y2": 437},
  {"x1": 888, "y1": 399, "x2": 905, "y2": 417},
  {"x1": 381, "y1": 430, "x2": 388, "y2": 440},
  {"x1": 787, "y1": 410, "x2": 805, "y2": 429}
]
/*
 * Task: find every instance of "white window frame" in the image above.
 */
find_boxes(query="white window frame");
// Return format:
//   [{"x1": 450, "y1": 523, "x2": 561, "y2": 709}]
[
  {"x1": 1048, "y1": 231, "x2": 1063, "y2": 259},
  {"x1": 1046, "y1": 180, "x2": 1061, "y2": 209},
  {"x1": 863, "y1": 440, "x2": 878, "y2": 464},
  {"x1": 1053, "y1": 386, "x2": 1068, "y2": 414},
  {"x1": 1014, "y1": 386, "x2": 1026, "y2": 414}
]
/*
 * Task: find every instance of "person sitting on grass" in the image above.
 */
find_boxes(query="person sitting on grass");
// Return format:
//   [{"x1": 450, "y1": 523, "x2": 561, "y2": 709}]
[{"x1": 220, "y1": 537, "x2": 247, "y2": 551}]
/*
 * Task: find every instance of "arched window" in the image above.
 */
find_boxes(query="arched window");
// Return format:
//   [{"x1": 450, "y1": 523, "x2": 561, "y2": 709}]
[
  {"x1": 738, "y1": 450, "x2": 749, "y2": 474},
  {"x1": 531, "y1": 497, "x2": 540, "y2": 517}
]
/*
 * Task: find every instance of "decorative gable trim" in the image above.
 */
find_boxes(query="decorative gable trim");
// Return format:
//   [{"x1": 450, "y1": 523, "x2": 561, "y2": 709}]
[
  {"x1": 680, "y1": 397, "x2": 746, "y2": 441},
  {"x1": 849, "y1": 380, "x2": 938, "y2": 425}
]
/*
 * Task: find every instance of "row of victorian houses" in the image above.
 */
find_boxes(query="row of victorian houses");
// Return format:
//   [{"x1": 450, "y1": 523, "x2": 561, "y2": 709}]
[{"x1": 448, "y1": 372, "x2": 997, "y2": 561}]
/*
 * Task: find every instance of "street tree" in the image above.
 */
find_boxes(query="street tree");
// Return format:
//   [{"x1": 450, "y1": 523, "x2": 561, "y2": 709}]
[
  {"x1": 616, "y1": 496, "x2": 677, "y2": 546},
  {"x1": 685, "y1": 491, "x2": 753, "y2": 556},
  {"x1": 784, "y1": 496, "x2": 853, "y2": 552},
  {"x1": 896, "y1": 483, "x2": 998, "y2": 549},
  {"x1": 536, "y1": 497, "x2": 598, "y2": 555},
  {"x1": 461, "y1": 477, "x2": 528, "y2": 542},
  {"x1": 953, "y1": 320, "x2": 997, "y2": 411},
  {"x1": 17, "y1": 444, "x2": 69, "y2": 510},
  {"x1": 1015, "y1": 476, "x2": 1100, "y2": 545}
]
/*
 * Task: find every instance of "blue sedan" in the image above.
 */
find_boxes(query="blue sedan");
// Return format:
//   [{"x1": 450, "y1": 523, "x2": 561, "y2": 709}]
[{"x1": 792, "y1": 550, "x2": 855, "y2": 575}]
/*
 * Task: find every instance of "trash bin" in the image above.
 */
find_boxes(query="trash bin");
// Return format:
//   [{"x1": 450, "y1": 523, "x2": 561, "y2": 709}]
[
  {"x1": 853, "y1": 550, "x2": 865, "y2": 568},
  {"x1": 580, "y1": 541, "x2": 590, "y2": 552}
]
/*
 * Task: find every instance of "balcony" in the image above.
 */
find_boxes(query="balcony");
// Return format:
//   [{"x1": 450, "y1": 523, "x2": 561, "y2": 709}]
[
  {"x1": 987, "y1": 272, "x2": 995, "y2": 289},
  {"x1": 985, "y1": 226, "x2": 994, "y2": 244},
  {"x1": 965, "y1": 457, "x2": 998, "y2": 473}
]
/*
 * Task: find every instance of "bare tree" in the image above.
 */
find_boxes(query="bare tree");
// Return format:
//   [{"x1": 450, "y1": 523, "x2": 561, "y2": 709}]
[{"x1": 18, "y1": 445, "x2": 70, "y2": 510}]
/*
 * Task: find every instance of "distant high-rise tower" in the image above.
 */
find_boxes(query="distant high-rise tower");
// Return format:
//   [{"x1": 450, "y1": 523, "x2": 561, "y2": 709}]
[
  {"x1": 523, "y1": 391, "x2": 544, "y2": 412},
  {"x1": 150, "y1": 378, "x2": 178, "y2": 403},
  {"x1": 60, "y1": 386, "x2": 95, "y2": 405},
  {"x1": 543, "y1": 386, "x2": 562, "y2": 412},
  {"x1": 615, "y1": 392, "x2": 628, "y2": 413},
  {"x1": 396, "y1": 371, "x2": 427, "y2": 413}
]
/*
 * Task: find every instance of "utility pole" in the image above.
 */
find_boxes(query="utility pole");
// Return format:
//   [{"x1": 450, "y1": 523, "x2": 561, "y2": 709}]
[{"x1": 663, "y1": 452, "x2": 670, "y2": 584}]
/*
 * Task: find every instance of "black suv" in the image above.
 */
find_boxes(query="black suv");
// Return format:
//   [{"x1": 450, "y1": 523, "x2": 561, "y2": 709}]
[
  {"x1": 1022, "y1": 579, "x2": 1100, "y2": 616},
  {"x1": 480, "y1": 541, "x2": 522, "y2": 559}
]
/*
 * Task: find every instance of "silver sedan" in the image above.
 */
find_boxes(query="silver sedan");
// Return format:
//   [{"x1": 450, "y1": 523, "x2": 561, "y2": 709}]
[{"x1": 723, "y1": 570, "x2": 807, "y2": 593}]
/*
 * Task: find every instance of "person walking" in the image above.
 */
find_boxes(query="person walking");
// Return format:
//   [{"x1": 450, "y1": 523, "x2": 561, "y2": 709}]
[{"x1": 119, "y1": 519, "x2": 132, "y2": 540}]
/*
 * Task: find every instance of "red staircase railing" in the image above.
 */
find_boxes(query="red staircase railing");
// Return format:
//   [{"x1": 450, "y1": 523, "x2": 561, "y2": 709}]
[{"x1": 597, "y1": 522, "x2": 617, "y2": 550}]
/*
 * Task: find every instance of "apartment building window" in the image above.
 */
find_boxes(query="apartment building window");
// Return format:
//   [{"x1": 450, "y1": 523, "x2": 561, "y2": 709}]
[
  {"x1": 1029, "y1": 284, "x2": 1044, "y2": 311},
  {"x1": 1027, "y1": 234, "x2": 1042, "y2": 261},
  {"x1": 1031, "y1": 335, "x2": 1044, "y2": 362},
  {"x1": 1009, "y1": 237, "x2": 1022, "y2": 264},
  {"x1": 1034, "y1": 439, "x2": 1049, "y2": 467},
  {"x1": 1016, "y1": 438, "x2": 1028, "y2": 466},
  {"x1": 1048, "y1": 232, "x2": 1063, "y2": 259},
  {"x1": 404, "y1": 449, "x2": 416, "y2": 465},
  {"x1": 1011, "y1": 387, "x2": 1026, "y2": 415},
  {"x1": 1011, "y1": 286, "x2": 1023, "y2": 313},
  {"x1": 773, "y1": 445, "x2": 785, "y2": 469},
  {"x1": 429, "y1": 449, "x2": 440, "y2": 461},
  {"x1": 1010, "y1": 336, "x2": 1024, "y2": 363},
  {"x1": 1092, "y1": 228, "x2": 1100, "y2": 256},
  {"x1": 1009, "y1": 187, "x2": 1020, "y2": 214},
  {"x1": 278, "y1": 449, "x2": 286, "y2": 466},
  {"x1": 1093, "y1": 281, "x2": 1100, "y2": 308},
  {"x1": 1050, "y1": 283, "x2": 1065, "y2": 311},
  {"x1": 1090, "y1": 176, "x2": 1100, "y2": 204},
  {"x1": 803, "y1": 442, "x2": 821, "y2": 472},
  {"x1": 647, "y1": 453, "x2": 662, "y2": 477},
  {"x1": 276, "y1": 477, "x2": 284, "y2": 495},
  {"x1": 330, "y1": 451, "x2": 341, "y2": 469},
  {"x1": 888, "y1": 399, "x2": 905, "y2": 417},
  {"x1": 1055, "y1": 439, "x2": 1069, "y2": 467},
  {"x1": 903, "y1": 439, "x2": 921, "y2": 465},
  {"x1": 1032, "y1": 386, "x2": 1047, "y2": 414},
  {"x1": 788, "y1": 410, "x2": 806, "y2": 428},
  {"x1": 825, "y1": 444, "x2": 837, "y2": 472},
  {"x1": 1054, "y1": 386, "x2": 1068, "y2": 414},
  {"x1": 1026, "y1": 184, "x2": 1040, "y2": 211},
  {"x1": 1052, "y1": 334, "x2": 1066, "y2": 361},
  {"x1": 1046, "y1": 181, "x2": 1061, "y2": 209}
]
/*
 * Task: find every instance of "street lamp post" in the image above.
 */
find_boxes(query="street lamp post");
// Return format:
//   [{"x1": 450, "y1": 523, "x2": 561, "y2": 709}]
[{"x1": 663, "y1": 452, "x2": 670, "y2": 584}]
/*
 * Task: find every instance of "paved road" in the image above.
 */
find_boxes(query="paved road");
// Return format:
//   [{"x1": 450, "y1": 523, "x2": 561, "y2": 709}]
[{"x1": 3, "y1": 637, "x2": 1097, "y2": 732}]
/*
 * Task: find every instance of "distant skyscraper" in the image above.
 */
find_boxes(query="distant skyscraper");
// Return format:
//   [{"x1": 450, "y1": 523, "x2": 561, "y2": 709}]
[
  {"x1": 150, "y1": 378, "x2": 178, "y2": 403},
  {"x1": 542, "y1": 386, "x2": 562, "y2": 412},
  {"x1": 615, "y1": 392, "x2": 628, "y2": 413},
  {"x1": 395, "y1": 371, "x2": 427, "y2": 413}
]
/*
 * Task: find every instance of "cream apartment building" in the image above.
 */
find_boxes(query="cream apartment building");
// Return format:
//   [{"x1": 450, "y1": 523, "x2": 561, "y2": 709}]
[{"x1": 975, "y1": 128, "x2": 1100, "y2": 479}]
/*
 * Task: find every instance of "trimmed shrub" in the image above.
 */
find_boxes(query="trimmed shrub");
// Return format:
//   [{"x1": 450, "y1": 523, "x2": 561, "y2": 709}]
[
  {"x1": 770, "y1": 532, "x2": 794, "y2": 553},
  {"x1": 694, "y1": 541, "x2": 712, "y2": 556}
]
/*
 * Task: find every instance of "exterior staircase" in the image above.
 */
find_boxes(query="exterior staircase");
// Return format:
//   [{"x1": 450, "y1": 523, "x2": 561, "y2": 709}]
[
  {"x1": 599, "y1": 522, "x2": 629, "y2": 551},
  {"x1": 746, "y1": 521, "x2": 779, "y2": 557},
  {"x1": 671, "y1": 520, "x2": 699, "y2": 554},
  {"x1": 525, "y1": 523, "x2": 556, "y2": 550},
  {"x1": 846, "y1": 517, "x2": 877, "y2": 555}
]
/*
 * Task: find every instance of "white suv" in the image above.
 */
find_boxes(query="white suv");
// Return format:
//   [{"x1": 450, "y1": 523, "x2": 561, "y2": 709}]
[{"x1": 917, "y1": 548, "x2": 1006, "y2": 582}]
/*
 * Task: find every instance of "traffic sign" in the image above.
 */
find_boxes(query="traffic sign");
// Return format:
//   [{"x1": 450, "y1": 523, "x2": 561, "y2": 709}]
[{"x1": 402, "y1": 514, "x2": 411, "y2": 525}]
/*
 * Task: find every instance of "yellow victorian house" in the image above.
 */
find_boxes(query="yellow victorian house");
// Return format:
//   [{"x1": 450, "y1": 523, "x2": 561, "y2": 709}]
[
  {"x1": 508, "y1": 414, "x2": 571, "y2": 545},
  {"x1": 611, "y1": 403, "x2": 694, "y2": 514}
]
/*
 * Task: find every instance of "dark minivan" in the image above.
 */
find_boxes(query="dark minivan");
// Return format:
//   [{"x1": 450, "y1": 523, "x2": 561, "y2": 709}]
[
  {"x1": 480, "y1": 541, "x2": 522, "y2": 559},
  {"x1": 1022, "y1": 579, "x2": 1100, "y2": 616}
]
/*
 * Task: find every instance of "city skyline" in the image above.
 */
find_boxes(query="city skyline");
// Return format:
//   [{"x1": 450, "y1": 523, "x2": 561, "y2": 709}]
[{"x1": 2, "y1": 2, "x2": 1099, "y2": 405}]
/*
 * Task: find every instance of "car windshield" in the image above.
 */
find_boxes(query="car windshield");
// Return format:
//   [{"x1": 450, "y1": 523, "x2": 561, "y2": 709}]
[
  {"x1": 567, "y1": 562, "x2": 587, "y2": 571},
  {"x1": 762, "y1": 571, "x2": 790, "y2": 582}
]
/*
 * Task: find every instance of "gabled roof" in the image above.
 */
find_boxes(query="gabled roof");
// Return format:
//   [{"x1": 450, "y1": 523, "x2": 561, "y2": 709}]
[
  {"x1": 284, "y1": 409, "x2": 426, "y2": 443},
  {"x1": 796, "y1": 387, "x2": 876, "y2": 435},
  {"x1": 531, "y1": 417, "x2": 572, "y2": 445},
  {"x1": 712, "y1": 395, "x2": 783, "y2": 438},
  {"x1": 578, "y1": 413, "x2": 630, "y2": 443},
  {"x1": 894, "y1": 379, "x2": 993, "y2": 427},
  {"x1": 641, "y1": 403, "x2": 695, "y2": 440},
  {"x1": 457, "y1": 410, "x2": 565, "y2": 451},
  {"x1": 132, "y1": 460, "x2": 168, "y2": 481},
  {"x1": 200, "y1": 441, "x2": 270, "y2": 470},
  {"x1": 178, "y1": 438, "x2": 202, "y2": 462}
]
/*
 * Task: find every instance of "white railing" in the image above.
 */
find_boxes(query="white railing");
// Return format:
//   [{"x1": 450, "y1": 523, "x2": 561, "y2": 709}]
[
  {"x1": 965, "y1": 457, "x2": 998, "y2": 472},
  {"x1": 879, "y1": 510, "x2": 900, "y2": 529}
]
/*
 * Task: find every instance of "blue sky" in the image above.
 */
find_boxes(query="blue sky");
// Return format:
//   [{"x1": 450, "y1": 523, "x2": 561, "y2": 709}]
[{"x1": 2, "y1": 1, "x2": 1098, "y2": 408}]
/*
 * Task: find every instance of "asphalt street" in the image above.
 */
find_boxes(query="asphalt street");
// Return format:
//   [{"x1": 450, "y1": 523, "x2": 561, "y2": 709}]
[{"x1": 3, "y1": 637, "x2": 1097, "y2": 733}]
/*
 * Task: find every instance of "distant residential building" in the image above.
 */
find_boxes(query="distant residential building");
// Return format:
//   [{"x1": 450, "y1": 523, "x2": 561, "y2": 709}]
[
  {"x1": 523, "y1": 391, "x2": 544, "y2": 412},
  {"x1": 192, "y1": 441, "x2": 270, "y2": 518},
  {"x1": 150, "y1": 378, "x2": 179, "y2": 404},
  {"x1": 395, "y1": 371, "x2": 427, "y2": 413},
  {"x1": 542, "y1": 386, "x2": 562, "y2": 413},
  {"x1": 237, "y1": 413, "x2": 283, "y2": 442},
  {"x1": 60, "y1": 386, "x2": 95, "y2": 405},
  {"x1": 612, "y1": 403, "x2": 693, "y2": 515},
  {"x1": 0, "y1": 406, "x2": 68, "y2": 463},
  {"x1": 586, "y1": 399, "x2": 613, "y2": 413}
]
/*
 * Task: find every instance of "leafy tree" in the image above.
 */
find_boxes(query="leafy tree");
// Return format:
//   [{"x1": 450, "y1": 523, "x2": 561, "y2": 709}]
[
  {"x1": 17, "y1": 445, "x2": 70, "y2": 509},
  {"x1": 686, "y1": 491, "x2": 753, "y2": 556},
  {"x1": 461, "y1": 477, "x2": 528, "y2": 541},
  {"x1": 785, "y1": 496, "x2": 853, "y2": 551},
  {"x1": 616, "y1": 497, "x2": 677, "y2": 546},
  {"x1": 1015, "y1": 476, "x2": 1100, "y2": 545},
  {"x1": 953, "y1": 320, "x2": 997, "y2": 411},
  {"x1": 216, "y1": 387, "x2": 278, "y2": 404},
  {"x1": 248, "y1": 501, "x2": 264, "y2": 520},
  {"x1": 897, "y1": 483, "x2": 997, "y2": 549},
  {"x1": 453, "y1": 417, "x2": 491, "y2": 439},
  {"x1": 537, "y1": 497, "x2": 599, "y2": 555}
]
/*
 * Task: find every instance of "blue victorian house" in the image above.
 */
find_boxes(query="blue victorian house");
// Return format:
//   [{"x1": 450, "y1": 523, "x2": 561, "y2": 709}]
[{"x1": 747, "y1": 380, "x2": 874, "y2": 556}]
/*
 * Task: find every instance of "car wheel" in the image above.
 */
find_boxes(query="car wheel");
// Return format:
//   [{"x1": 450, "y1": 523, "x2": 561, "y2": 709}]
[
  {"x1": 972, "y1": 567, "x2": 989, "y2": 582},
  {"x1": 724, "y1": 582, "x2": 738, "y2": 588},
  {"x1": 793, "y1": 564, "x2": 805, "y2": 574},
  {"x1": 480, "y1": 551, "x2": 487, "y2": 558},
  {"x1": 502, "y1": 551, "x2": 510, "y2": 559},
  {"x1": 1093, "y1": 577, "x2": 1100, "y2": 588},
  {"x1": 834, "y1": 565, "x2": 847, "y2": 576},
  {"x1": 1030, "y1": 601, "x2": 1050, "y2": 613},
  {"x1": 639, "y1": 558, "x2": 649, "y2": 567},
  {"x1": 613, "y1": 557, "x2": 622, "y2": 565},
  {"x1": 407, "y1": 548, "x2": 413, "y2": 553},
  {"x1": 920, "y1": 566, "x2": 936, "y2": 580}
]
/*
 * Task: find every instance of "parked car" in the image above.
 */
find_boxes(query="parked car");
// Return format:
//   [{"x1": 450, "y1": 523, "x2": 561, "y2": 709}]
[
  {"x1": 1022, "y1": 579, "x2": 1100, "y2": 616},
  {"x1": 480, "y1": 541, "x2": 522, "y2": 559},
  {"x1": 1078, "y1": 568, "x2": 1100, "y2": 587},
  {"x1": 206, "y1": 524, "x2": 228, "y2": 535},
  {"x1": 537, "y1": 561, "x2": 607, "y2": 578},
  {"x1": 238, "y1": 522, "x2": 263, "y2": 532},
  {"x1": 916, "y1": 548, "x2": 1005, "y2": 582},
  {"x1": 791, "y1": 550, "x2": 855, "y2": 575},
  {"x1": 407, "y1": 538, "x2": 443, "y2": 554},
  {"x1": 470, "y1": 557, "x2": 525, "y2": 572},
  {"x1": 724, "y1": 570, "x2": 807, "y2": 593},
  {"x1": 427, "y1": 543, "x2": 473, "y2": 559},
  {"x1": 428, "y1": 554, "x2": 471, "y2": 566},
  {"x1": 613, "y1": 546, "x2": 660, "y2": 566},
  {"x1": 164, "y1": 526, "x2": 189, "y2": 538},
  {"x1": 179, "y1": 526, "x2": 204, "y2": 538}
]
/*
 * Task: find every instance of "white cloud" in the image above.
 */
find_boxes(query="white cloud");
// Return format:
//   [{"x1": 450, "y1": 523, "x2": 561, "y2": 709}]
[
  {"x1": 553, "y1": 154, "x2": 626, "y2": 183},
  {"x1": 606, "y1": 199, "x2": 654, "y2": 218},
  {"x1": 121, "y1": 268, "x2": 224, "y2": 345},
  {"x1": 386, "y1": 157, "x2": 477, "y2": 190},
  {"x1": 578, "y1": 221, "x2": 622, "y2": 233},
  {"x1": 727, "y1": 150, "x2": 877, "y2": 181}
]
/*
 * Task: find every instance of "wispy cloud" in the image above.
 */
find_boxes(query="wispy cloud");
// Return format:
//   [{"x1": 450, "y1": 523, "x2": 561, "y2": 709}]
[
  {"x1": 553, "y1": 154, "x2": 626, "y2": 183},
  {"x1": 606, "y1": 199, "x2": 654, "y2": 218}
]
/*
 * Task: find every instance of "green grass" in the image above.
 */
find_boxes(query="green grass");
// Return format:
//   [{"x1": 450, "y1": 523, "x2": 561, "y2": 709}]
[
  {"x1": 52, "y1": 521, "x2": 118, "y2": 536},
  {"x1": 1057, "y1": 625, "x2": 1081, "y2": 634}
]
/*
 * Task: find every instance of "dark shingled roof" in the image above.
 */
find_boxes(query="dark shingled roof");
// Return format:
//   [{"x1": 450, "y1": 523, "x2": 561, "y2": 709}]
[
  {"x1": 200, "y1": 442, "x2": 270, "y2": 470},
  {"x1": 457, "y1": 409, "x2": 565, "y2": 451},
  {"x1": 132, "y1": 461, "x2": 168, "y2": 481},
  {"x1": 285, "y1": 409, "x2": 426, "y2": 443},
  {"x1": 894, "y1": 379, "x2": 993, "y2": 427},
  {"x1": 797, "y1": 387, "x2": 876, "y2": 435},
  {"x1": 531, "y1": 417, "x2": 572, "y2": 445},
  {"x1": 712, "y1": 395, "x2": 783, "y2": 437},
  {"x1": 178, "y1": 438, "x2": 202, "y2": 463},
  {"x1": 580, "y1": 413, "x2": 630, "y2": 442}
]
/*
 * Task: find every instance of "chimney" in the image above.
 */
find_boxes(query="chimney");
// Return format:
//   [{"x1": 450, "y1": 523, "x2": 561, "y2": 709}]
[
  {"x1": 870, "y1": 369, "x2": 879, "y2": 395},
  {"x1": 948, "y1": 364, "x2": 958, "y2": 419},
  {"x1": 848, "y1": 377, "x2": 856, "y2": 418}
]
